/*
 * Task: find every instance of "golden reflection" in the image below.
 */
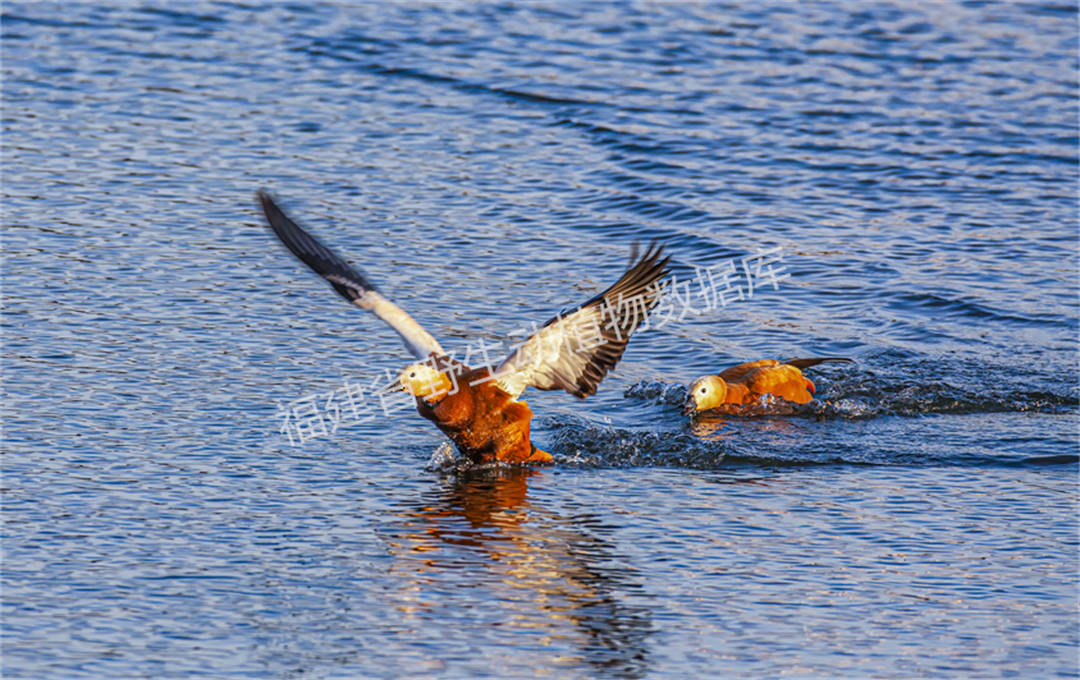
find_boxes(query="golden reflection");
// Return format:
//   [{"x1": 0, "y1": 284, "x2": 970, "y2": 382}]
[
  {"x1": 381, "y1": 466, "x2": 651, "y2": 676},
  {"x1": 689, "y1": 411, "x2": 805, "y2": 440}
]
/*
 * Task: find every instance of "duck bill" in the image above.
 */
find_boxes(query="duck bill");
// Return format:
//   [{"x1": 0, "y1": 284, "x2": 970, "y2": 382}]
[{"x1": 681, "y1": 398, "x2": 697, "y2": 417}]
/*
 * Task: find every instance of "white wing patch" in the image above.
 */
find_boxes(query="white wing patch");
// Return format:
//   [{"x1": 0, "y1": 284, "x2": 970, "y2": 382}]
[
  {"x1": 261, "y1": 190, "x2": 671, "y2": 389},
  {"x1": 261, "y1": 191, "x2": 444, "y2": 361},
  {"x1": 494, "y1": 243, "x2": 669, "y2": 399},
  {"x1": 353, "y1": 288, "x2": 444, "y2": 360}
]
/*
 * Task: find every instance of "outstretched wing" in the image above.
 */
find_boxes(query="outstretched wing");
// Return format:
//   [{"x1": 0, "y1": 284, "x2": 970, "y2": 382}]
[
  {"x1": 258, "y1": 190, "x2": 444, "y2": 360},
  {"x1": 494, "y1": 242, "x2": 670, "y2": 399}
]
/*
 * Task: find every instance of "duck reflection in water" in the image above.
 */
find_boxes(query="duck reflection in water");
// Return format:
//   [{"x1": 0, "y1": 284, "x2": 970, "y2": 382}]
[
  {"x1": 381, "y1": 466, "x2": 652, "y2": 677},
  {"x1": 688, "y1": 410, "x2": 806, "y2": 441}
]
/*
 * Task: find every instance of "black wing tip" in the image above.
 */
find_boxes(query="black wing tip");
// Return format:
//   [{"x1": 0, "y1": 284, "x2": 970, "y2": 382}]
[
  {"x1": 561, "y1": 240, "x2": 672, "y2": 399},
  {"x1": 256, "y1": 189, "x2": 292, "y2": 236},
  {"x1": 630, "y1": 237, "x2": 670, "y2": 268},
  {"x1": 601, "y1": 240, "x2": 671, "y2": 299},
  {"x1": 256, "y1": 188, "x2": 278, "y2": 216},
  {"x1": 258, "y1": 190, "x2": 305, "y2": 246},
  {"x1": 629, "y1": 240, "x2": 672, "y2": 287},
  {"x1": 784, "y1": 357, "x2": 856, "y2": 370},
  {"x1": 256, "y1": 188, "x2": 380, "y2": 301},
  {"x1": 606, "y1": 239, "x2": 672, "y2": 309}
]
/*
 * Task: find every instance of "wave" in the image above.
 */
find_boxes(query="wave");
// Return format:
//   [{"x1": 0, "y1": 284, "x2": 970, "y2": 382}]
[
  {"x1": 535, "y1": 413, "x2": 1078, "y2": 470},
  {"x1": 624, "y1": 366, "x2": 1077, "y2": 419},
  {"x1": 419, "y1": 357, "x2": 1078, "y2": 472}
]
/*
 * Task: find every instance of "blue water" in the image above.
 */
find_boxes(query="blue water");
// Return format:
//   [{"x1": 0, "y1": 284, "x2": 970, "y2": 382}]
[{"x1": 3, "y1": 1, "x2": 1077, "y2": 678}]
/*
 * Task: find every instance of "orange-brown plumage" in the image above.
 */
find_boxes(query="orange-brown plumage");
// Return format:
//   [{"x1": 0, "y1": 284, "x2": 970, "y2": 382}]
[
  {"x1": 415, "y1": 366, "x2": 546, "y2": 465},
  {"x1": 259, "y1": 191, "x2": 669, "y2": 465},
  {"x1": 685, "y1": 357, "x2": 852, "y2": 415}
]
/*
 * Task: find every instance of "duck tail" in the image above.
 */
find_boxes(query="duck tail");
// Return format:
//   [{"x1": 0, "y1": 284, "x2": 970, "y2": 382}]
[
  {"x1": 783, "y1": 357, "x2": 854, "y2": 370},
  {"x1": 527, "y1": 443, "x2": 554, "y2": 464}
]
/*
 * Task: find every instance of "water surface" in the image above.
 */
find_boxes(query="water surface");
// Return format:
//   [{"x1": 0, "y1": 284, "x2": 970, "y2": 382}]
[{"x1": 3, "y1": 1, "x2": 1077, "y2": 678}]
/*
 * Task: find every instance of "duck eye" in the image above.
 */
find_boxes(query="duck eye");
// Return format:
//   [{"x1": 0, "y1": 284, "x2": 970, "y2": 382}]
[
  {"x1": 409, "y1": 372, "x2": 415, "y2": 378},
  {"x1": 700, "y1": 387, "x2": 706, "y2": 393}
]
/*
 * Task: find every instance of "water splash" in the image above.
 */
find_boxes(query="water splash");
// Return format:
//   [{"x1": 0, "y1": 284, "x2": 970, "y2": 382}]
[
  {"x1": 540, "y1": 414, "x2": 729, "y2": 468},
  {"x1": 625, "y1": 357, "x2": 1078, "y2": 420}
]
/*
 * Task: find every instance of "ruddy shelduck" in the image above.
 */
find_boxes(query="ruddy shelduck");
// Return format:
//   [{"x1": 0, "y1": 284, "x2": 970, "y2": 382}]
[
  {"x1": 259, "y1": 191, "x2": 669, "y2": 465},
  {"x1": 684, "y1": 357, "x2": 853, "y2": 415}
]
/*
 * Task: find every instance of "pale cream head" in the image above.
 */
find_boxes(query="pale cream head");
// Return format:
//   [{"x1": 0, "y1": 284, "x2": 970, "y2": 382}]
[
  {"x1": 399, "y1": 362, "x2": 453, "y2": 401},
  {"x1": 685, "y1": 375, "x2": 728, "y2": 414}
]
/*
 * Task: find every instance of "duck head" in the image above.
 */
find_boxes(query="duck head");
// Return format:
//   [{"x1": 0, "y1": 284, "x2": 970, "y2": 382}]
[
  {"x1": 683, "y1": 375, "x2": 727, "y2": 415},
  {"x1": 400, "y1": 362, "x2": 453, "y2": 402}
]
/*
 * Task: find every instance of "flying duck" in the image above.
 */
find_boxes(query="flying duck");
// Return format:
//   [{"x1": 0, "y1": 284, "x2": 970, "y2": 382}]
[
  {"x1": 684, "y1": 357, "x2": 853, "y2": 415},
  {"x1": 259, "y1": 191, "x2": 670, "y2": 465}
]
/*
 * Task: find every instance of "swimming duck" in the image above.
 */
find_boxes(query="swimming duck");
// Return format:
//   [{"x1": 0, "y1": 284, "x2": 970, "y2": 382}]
[
  {"x1": 683, "y1": 357, "x2": 853, "y2": 415},
  {"x1": 259, "y1": 191, "x2": 669, "y2": 465}
]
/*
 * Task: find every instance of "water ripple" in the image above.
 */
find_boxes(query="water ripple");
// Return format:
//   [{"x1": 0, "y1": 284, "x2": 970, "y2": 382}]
[{"x1": 3, "y1": 1, "x2": 1077, "y2": 678}]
